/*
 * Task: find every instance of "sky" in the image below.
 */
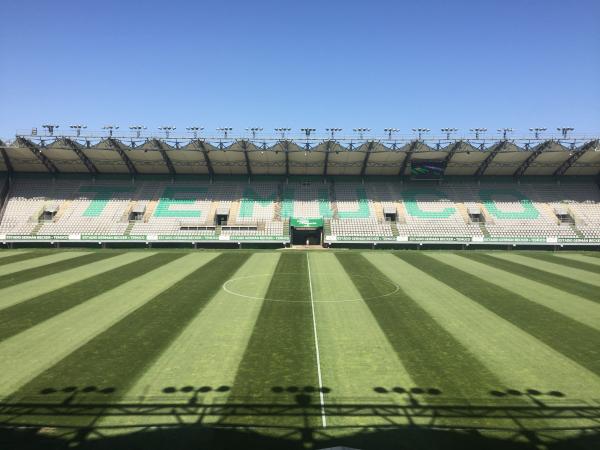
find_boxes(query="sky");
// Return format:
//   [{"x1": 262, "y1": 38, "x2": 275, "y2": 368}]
[{"x1": 0, "y1": 0, "x2": 599, "y2": 140}]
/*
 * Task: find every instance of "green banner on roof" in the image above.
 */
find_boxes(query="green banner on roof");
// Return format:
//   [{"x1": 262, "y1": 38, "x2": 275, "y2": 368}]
[{"x1": 290, "y1": 218, "x2": 324, "y2": 228}]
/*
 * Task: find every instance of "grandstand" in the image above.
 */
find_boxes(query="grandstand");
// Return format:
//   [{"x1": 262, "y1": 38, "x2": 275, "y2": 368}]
[{"x1": 0, "y1": 132, "x2": 599, "y2": 247}]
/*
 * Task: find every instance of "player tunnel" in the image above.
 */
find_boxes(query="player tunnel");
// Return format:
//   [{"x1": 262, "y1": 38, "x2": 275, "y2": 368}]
[{"x1": 290, "y1": 218, "x2": 323, "y2": 245}]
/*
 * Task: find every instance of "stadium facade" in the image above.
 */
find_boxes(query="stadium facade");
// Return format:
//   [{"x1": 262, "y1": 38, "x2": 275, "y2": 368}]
[{"x1": 0, "y1": 130, "x2": 599, "y2": 247}]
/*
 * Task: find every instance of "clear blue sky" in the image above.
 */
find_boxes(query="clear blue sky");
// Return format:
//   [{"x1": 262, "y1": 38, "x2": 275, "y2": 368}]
[{"x1": 1, "y1": 0, "x2": 599, "y2": 140}]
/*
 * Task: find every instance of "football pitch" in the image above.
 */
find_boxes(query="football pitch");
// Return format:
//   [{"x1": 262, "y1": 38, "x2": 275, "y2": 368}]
[{"x1": 0, "y1": 248, "x2": 599, "y2": 449}]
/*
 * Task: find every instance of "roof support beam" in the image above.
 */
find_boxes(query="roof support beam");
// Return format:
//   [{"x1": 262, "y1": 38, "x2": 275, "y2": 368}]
[
  {"x1": 63, "y1": 138, "x2": 98, "y2": 174},
  {"x1": 398, "y1": 140, "x2": 419, "y2": 176},
  {"x1": 198, "y1": 141, "x2": 214, "y2": 178},
  {"x1": 442, "y1": 141, "x2": 462, "y2": 168},
  {"x1": 241, "y1": 140, "x2": 252, "y2": 176},
  {"x1": 553, "y1": 139, "x2": 599, "y2": 177},
  {"x1": 154, "y1": 140, "x2": 176, "y2": 176},
  {"x1": 18, "y1": 137, "x2": 58, "y2": 174},
  {"x1": 323, "y1": 141, "x2": 331, "y2": 178},
  {"x1": 284, "y1": 141, "x2": 290, "y2": 177},
  {"x1": 0, "y1": 141, "x2": 13, "y2": 174},
  {"x1": 475, "y1": 140, "x2": 508, "y2": 177},
  {"x1": 513, "y1": 140, "x2": 554, "y2": 178},
  {"x1": 107, "y1": 138, "x2": 137, "y2": 176},
  {"x1": 360, "y1": 141, "x2": 375, "y2": 177}
]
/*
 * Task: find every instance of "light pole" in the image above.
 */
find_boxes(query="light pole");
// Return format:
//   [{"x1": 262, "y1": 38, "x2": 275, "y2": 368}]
[
  {"x1": 186, "y1": 127, "x2": 204, "y2": 139},
  {"x1": 69, "y1": 124, "x2": 87, "y2": 137},
  {"x1": 326, "y1": 128, "x2": 343, "y2": 139},
  {"x1": 441, "y1": 128, "x2": 458, "y2": 140},
  {"x1": 412, "y1": 128, "x2": 430, "y2": 140},
  {"x1": 384, "y1": 128, "x2": 399, "y2": 140},
  {"x1": 557, "y1": 127, "x2": 574, "y2": 139},
  {"x1": 353, "y1": 128, "x2": 371, "y2": 140},
  {"x1": 529, "y1": 127, "x2": 547, "y2": 139},
  {"x1": 301, "y1": 128, "x2": 316, "y2": 139},
  {"x1": 42, "y1": 124, "x2": 59, "y2": 136},
  {"x1": 246, "y1": 127, "x2": 263, "y2": 139},
  {"x1": 275, "y1": 127, "x2": 291, "y2": 139},
  {"x1": 497, "y1": 128, "x2": 514, "y2": 140},
  {"x1": 103, "y1": 125, "x2": 119, "y2": 137},
  {"x1": 470, "y1": 128, "x2": 487, "y2": 140},
  {"x1": 159, "y1": 126, "x2": 176, "y2": 139},
  {"x1": 217, "y1": 127, "x2": 233, "y2": 139},
  {"x1": 129, "y1": 125, "x2": 147, "y2": 138}
]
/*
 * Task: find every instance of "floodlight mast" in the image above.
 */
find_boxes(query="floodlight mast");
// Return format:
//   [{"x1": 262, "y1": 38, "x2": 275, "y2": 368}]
[
  {"x1": 529, "y1": 127, "x2": 547, "y2": 139},
  {"x1": 412, "y1": 128, "x2": 430, "y2": 140},
  {"x1": 469, "y1": 128, "x2": 487, "y2": 140},
  {"x1": 353, "y1": 128, "x2": 371, "y2": 140},
  {"x1": 69, "y1": 124, "x2": 87, "y2": 137},
  {"x1": 557, "y1": 127, "x2": 574, "y2": 139},
  {"x1": 217, "y1": 127, "x2": 233, "y2": 139},
  {"x1": 158, "y1": 126, "x2": 176, "y2": 139},
  {"x1": 301, "y1": 128, "x2": 316, "y2": 138},
  {"x1": 384, "y1": 128, "x2": 400, "y2": 140},
  {"x1": 42, "y1": 124, "x2": 59, "y2": 136},
  {"x1": 103, "y1": 125, "x2": 119, "y2": 137},
  {"x1": 326, "y1": 128, "x2": 342, "y2": 139},
  {"x1": 246, "y1": 127, "x2": 263, "y2": 139},
  {"x1": 186, "y1": 126, "x2": 204, "y2": 139},
  {"x1": 441, "y1": 128, "x2": 458, "y2": 140},
  {"x1": 129, "y1": 125, "x2": 147, "y2": 139},
  {"x1": 274, "y1": 127, "x2": 292, "y2": 139},
  {"x1": 497, "y1": 128, "x2": 514, "y2": 140}
]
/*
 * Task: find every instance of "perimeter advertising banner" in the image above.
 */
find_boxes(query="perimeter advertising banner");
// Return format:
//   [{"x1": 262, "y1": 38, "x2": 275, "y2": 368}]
[{"x1": 290, "y1": 218, "x2": 324, "y2": 228}]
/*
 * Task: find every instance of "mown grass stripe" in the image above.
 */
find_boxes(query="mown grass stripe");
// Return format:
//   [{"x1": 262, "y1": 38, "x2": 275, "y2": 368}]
[
  {"x1": 464, "y1": 253, "x2": 600, "y2": 304},
  {"x1": 228, "y1": 253, "x2": 319, "y2": 426},
  {"x1": 0, "y1": 253, "x2": 180, "y2": 342},
  {"x1": 10, "y1": 253, "x2": 249, "y2": 405},
  {"x1": 517, "y1": 252, "x2": 600, "y2": 274},
  {"x1": 0, "y1": 252, "x2": 117, "y2": 290},
  {"x1": 398, "y1": 253, "x2": 600, "y2": 376},
  {"x1": 336, "y1": 253, "x2": 502, "y2": 398},
  {"x1": 0, "y1": 252, "x2": 89, "y2": 277},
  {"x1": 0, "y1": 252, "x2": 39, "y2": 267}
]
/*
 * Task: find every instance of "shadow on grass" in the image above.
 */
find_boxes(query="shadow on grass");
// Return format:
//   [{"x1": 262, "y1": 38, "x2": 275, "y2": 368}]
[{"x1": 0, "y1": 385, "x2": 598, "y2": 450}]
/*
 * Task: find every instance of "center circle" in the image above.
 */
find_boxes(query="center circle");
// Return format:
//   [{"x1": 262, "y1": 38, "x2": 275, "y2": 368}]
[{"x1": 222, "y1": 273, "x2": 399, "y2": 303}]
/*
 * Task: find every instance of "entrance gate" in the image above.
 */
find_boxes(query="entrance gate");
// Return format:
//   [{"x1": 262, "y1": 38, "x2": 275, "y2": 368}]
[{"x1": 290, "y1": 218, "x2": 324, "y2": 246}]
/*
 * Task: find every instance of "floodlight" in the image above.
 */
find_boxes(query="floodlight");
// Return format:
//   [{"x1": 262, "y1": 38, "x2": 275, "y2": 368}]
[
  {"x1": 275, "y1": 127, "x2": 292, "y2": 139},
  {"x1": 412, "y1": 128, "x2": 430, "y2": 140},
  {"x1": 42, "y1": 124, "x2": 59, "y2": 136},
  {"x1": 129, "y1": 125, "x2": 147, "y2": 138},
  {"x1": 353, "y1": 128, "x2": 371, "y2": 139},
  {"x1": 301, "y1": 128, "x2": 316, "y2": 138},
  {"x1": 102, "y1": 125, "x2": 119, "y2": 137},
  {"x1": 557, "y1": 127, "x2": 574, "y2": 139},
  {"x1": 217, "y1": 127, "x2": 233, "y2": 138},
  {"x1": 186, "y1": 126, "x2": 204, "y2": 139},
  {"x1": 469, "y1": 128, "x2": 488, "y2": 139},
  {"x1": 497, "y1": 128, "x2": 514, "y2": 140},
  {"x1": 69, "y1": 124, "x2": 87, "y2": 137},
  {"x1": 441, "y1": 128, "x2": 458, "y2": 140},
  {"x1": 529, "y1": 127, "x2": 547, "y2": 139},
  {"x1": 246, "y1": 127, "x2": 263, "y2": 139},
  {"x1": 384, "y1": 128, "x2": 400, "y2": 140},
  {"x1": 158, "y1": 126, "x2": 176, "y2": 138},
  {"x1": 325, "y1": 128, "x2": 342, "y2": 139}
]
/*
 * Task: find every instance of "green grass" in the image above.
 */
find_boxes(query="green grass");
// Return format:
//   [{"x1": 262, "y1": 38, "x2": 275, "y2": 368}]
[{"x1": 0, "y1": 248, "x2": 598, "y2": 450}]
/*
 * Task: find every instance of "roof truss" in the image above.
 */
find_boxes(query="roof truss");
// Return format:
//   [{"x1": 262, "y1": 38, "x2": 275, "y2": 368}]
[
  {"x1": 513, "y1": 140, "x2": 554, "y2": 177},
  {"x1": 18, "y1": 137, "x2": 59, "y2": 174},
  {"x1": 63, "y1": 139, "x2": 99, "y2": 174},
  {"x1": 553, "y1": 139, "x2": 599, "y2": 177},
  {"x1": 107, "y1": 138, "x2": 137, "y2": 175}
]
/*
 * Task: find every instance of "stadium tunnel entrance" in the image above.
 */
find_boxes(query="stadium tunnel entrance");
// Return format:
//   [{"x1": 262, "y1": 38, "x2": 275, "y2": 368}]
[{"x1": 290, "y1": 218, "x2": 323, "y2": 246}]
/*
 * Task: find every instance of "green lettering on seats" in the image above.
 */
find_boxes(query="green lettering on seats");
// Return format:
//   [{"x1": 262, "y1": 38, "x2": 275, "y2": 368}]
[
  {"x1": 154, "y1": 186, "x2": 207, "y2": 218},
  {"x1": 279, "y1": 187, "x2": 332, "y2": 219},
  {"x1": 479, "y1": 189, "x2": 539, "y2": 219},
  {"x1": 80, "y1": 186, "x2": 134, "y2": 217},
  {"x1": 338, "y1": 187, "x2": 370, "y2": 218},
  {"x1": 402, "y1": 189, "x2": 456, "y2": 218},
  {"x1": 239, "y1": 187, "x2": 276, "y2": 218}
]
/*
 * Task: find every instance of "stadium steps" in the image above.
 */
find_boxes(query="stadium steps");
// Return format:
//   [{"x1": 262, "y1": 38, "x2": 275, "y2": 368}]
[
  {"x1": 52, "y1": 200, "x2": 72, "y2": 222},
  {"x1": 282, "y1": 219, "x2": 290, "y2": 237},
  {"x1": 478, "y1": 222, "x2": 490, "y2": 237},
  {"x1": 30, "y1": 222, "x2": 44, "y2": 236},
  {"x1": 124, "y1": 222, "x2": 135, "y2": 236},
  {"x1": 395, "y1": 200, "x2": 407, "y2": 224},
  {"x1": 390, "y1": 221, "x2": 399, "y2": 236},
  {"x1": 570, "y1": 224, "x2": 585, "y2": 238},
  {"x1": 205, "y1": 200, "x2": 220, "y2": 225},
  {"x1": 229, "y1": 200, "x2": 241, "y2": 224},
  {"x1": 539, "y1": 202, "x2": 561, "y2": 224},
  {"x1": 372, "y1": 199, "x2": 384, "y2": 221},
  {"x1": 143, "y1": 200, "x2": 158, "y2": 222},
  {"x1": 323, "y1": 219, "x2": 331, "y2": 236},
  {"x1": 329, "y1": 184, "x2": 339, "y2": 219}
]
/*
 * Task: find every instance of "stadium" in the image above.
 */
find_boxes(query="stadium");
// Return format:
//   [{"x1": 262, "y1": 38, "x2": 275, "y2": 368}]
[{"x1": 0, "y1": 127, "x2": 599, "y2": 449}]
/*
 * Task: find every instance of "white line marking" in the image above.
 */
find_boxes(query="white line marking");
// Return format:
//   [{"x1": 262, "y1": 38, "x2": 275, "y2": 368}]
[{"x1": 306, "y1": 253, "x2": 327, "y2": 428}]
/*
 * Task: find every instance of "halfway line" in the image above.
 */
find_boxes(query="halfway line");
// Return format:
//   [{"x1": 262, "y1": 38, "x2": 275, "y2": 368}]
[{"x1": 307, "y1": 252, "x2": 327, "y2": 428}]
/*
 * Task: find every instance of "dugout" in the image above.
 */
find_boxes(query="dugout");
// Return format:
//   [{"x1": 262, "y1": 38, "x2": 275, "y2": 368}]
[{"x1": 290, "y1": 218, "x2": 323, "y2": 245}]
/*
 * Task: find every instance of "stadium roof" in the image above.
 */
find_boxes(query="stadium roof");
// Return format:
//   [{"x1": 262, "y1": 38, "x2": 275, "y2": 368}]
[{"x1": 1, "y1": 134, "x2": 599, "y2": 177}]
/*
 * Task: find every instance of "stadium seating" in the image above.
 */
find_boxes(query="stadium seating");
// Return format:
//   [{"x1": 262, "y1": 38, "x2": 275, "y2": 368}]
[{"x1": 0, "y1": 176, "x2": 599, "y2": 243}]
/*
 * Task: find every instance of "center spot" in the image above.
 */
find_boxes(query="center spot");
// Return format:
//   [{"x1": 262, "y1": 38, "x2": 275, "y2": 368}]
[{"x1": 222, "y1": 273, "x2": 399, "y2": 303}]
